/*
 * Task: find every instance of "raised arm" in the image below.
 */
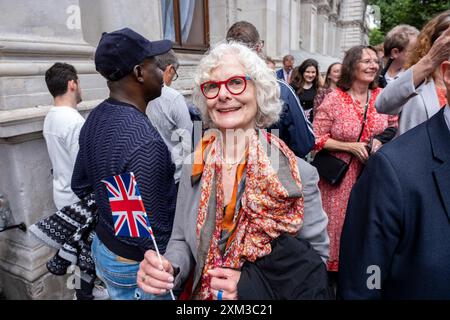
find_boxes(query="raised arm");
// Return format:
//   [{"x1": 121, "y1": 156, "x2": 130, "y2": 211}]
[{"x1": 376, "y1": 25, "x2": 450, "y2": 115}]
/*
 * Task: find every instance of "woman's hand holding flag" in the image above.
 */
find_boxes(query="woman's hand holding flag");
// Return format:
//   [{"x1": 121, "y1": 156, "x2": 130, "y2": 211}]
[{"x1": 138, "y1": 249, "x2": 175, "y2": 295}]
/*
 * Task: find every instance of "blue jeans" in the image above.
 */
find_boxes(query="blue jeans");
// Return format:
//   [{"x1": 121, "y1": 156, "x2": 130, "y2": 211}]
[{"x1": 91, "y1": 234, "x2": 172, "y2": 300}]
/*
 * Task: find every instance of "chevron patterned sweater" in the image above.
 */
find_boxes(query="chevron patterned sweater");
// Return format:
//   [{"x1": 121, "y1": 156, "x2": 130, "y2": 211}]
[{"x1": 72, "y1": 98, "x2": 176, "y2": 261}]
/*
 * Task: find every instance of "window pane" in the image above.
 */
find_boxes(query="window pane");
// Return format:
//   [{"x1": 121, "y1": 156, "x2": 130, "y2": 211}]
[
  {"x1": 161, "y1": 0, "x2": 176, "y2": 42},
  {"x1": 183, "y1": 0, "x2": 206, "y2": 46},
  {"x1": 161, "y1": 0, "x2": 207, "y2": 48}
]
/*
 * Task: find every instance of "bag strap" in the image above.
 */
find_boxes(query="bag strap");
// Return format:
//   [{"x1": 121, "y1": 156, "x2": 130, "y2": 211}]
[
  {"x1": 346, "y1": 90, "x2": 371, "y2": 167},
  {"x1": 380, "y1": 57, "x2": 393, "y2": 77},
  {"x1": 356, "y1": 90, "x2": 371, "y2": 142}
]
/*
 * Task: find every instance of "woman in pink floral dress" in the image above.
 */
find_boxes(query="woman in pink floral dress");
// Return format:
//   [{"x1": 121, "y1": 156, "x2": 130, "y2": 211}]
[{"x1": 313, "y1": 45, "x2": 398, "y2": 275}]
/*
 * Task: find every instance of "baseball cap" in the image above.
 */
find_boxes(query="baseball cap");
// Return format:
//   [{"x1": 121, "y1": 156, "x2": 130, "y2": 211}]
[{"x1": 95, "y1": 27, "x2": 172, "y2": 81}]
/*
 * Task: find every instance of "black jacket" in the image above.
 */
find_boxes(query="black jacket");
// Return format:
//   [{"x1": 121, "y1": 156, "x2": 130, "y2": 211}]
[{"x1": 238, "y1": 234, "x2": 333, "y2": 300}]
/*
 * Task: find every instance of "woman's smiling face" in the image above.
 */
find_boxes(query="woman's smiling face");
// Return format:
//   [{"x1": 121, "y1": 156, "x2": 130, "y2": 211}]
[{"x1": 204, "y1": 54, "x2": 258, "y2": 131}]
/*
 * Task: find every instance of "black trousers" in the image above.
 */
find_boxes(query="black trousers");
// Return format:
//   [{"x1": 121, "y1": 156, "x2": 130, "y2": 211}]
[{"x1": 75, "y1": 276, "x2": 95, "y2": 300}]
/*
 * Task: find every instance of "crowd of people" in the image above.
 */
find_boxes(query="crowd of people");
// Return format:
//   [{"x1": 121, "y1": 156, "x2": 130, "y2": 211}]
[{"x1": 34, "y1": 9, "x2": 450, "y2": 300}]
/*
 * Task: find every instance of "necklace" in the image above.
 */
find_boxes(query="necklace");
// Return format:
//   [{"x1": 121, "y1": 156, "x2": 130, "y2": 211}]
[
  {"x1": 348, "y1": 90, "x2": 369, "y2": 110},
  {"x1": 220, "y1": 153, "x2": 244, "y2": 175}
]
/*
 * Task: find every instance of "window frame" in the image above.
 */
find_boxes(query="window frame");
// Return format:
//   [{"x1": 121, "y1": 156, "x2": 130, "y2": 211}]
[{"x1": 170, "y1": 0, "x2": 210, "y2": 53}]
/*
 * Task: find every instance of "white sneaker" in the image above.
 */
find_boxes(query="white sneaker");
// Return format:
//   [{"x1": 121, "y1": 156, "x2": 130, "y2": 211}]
[{"x1": 92, "y1": 283, "x2": 109, "y2": 300}]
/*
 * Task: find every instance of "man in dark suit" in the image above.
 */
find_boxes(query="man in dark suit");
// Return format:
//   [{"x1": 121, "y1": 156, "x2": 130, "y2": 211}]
[
  {"x1": 338, "y1": 58, "x2": 450, "y2": 299},
  {"x1": 276, "y1": 55, "x2": 295, "y2": 84}
]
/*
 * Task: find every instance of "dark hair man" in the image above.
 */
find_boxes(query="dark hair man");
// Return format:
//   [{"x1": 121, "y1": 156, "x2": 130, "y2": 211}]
[{"x1": 44, "y1": 63, "x2": 83, "y2": 210}]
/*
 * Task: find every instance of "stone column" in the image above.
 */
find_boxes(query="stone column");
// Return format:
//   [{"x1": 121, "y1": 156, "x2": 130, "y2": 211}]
[
  {"x1": 300, "y1": 0, "x2": 317, "y2": 53},
  {"x1": 276, "y1": 0, "x2": 291, "y2": 58},
  {"x1": 289, "y1": 0, "x2": 300, "y2": 51},
  {"x1": 224, "y1": 0, "x2": 274, "y2": 57},
  {"x1": 339, "y1": 0, "x2": 368, "y2": 55},
  {"x1": 328, "y1": 13, "x2": 339, "y2": 56},
  {"x1": 209, "y1": 0, "x2": 278, "y2": 59},
  {"x1": 209, "y1": 0, "x2": 235, "y2": 45},
  {"x1": 311, "y1": 5, "x2": 318, "y2": 53},
  {"x1": 317, "y1": 3, "x2": 331, "y2": 55}
]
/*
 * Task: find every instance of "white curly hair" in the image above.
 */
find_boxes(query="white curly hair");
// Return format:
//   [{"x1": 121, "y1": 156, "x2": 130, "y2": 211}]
[{"x1": 192, "y1": 41, "x2": 282, "y2": 129}]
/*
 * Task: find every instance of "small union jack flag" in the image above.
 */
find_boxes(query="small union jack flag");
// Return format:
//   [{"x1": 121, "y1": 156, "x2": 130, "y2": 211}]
[
  {"x1": 101, "y1": 172, "x2": 176, "y2": 300},
  {"x1": 101, "y1": 172, "x2": 153, "y2": 238}
]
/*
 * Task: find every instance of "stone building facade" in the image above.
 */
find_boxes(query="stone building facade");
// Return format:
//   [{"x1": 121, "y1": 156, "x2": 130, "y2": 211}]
[{"x1": 0, "y1": 0, "x2": 368, "y2": 299}]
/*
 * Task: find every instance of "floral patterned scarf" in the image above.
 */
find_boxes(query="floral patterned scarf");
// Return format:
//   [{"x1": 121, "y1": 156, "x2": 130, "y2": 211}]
[{"x1": 191, "y1": 130, "x2": 304, "y2": 299}]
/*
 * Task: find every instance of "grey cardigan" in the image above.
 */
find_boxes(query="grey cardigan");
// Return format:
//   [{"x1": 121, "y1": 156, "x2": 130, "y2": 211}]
[
  {"x1": 375, "y1": 68, "x2": 441, "y2": 137},
  {"x1": 164, "y1": 154, "x2": 329, "y2": 290}
]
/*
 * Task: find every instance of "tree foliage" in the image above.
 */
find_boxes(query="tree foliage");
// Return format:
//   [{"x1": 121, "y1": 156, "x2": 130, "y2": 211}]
[
  {"x1": 368, "y1": 0, "x2": 450, "y2": 40},
  {"x1": 369, "y1": 28, "x2": 385, "y2": 45}
]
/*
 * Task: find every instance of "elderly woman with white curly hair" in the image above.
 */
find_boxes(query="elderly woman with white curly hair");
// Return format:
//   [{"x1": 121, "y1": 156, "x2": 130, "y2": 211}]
[{"x1": 137, "y1": 42, "x2": 330, "y2": 300}]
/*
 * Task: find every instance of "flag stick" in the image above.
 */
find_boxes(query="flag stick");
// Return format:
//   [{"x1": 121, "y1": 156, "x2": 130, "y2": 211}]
[
  {"x1": 147, "y1": 226, "x2": 176, "y2": 300},
  {"x1": 103, "y1": 172, "x2": 176, "y2": 300}
]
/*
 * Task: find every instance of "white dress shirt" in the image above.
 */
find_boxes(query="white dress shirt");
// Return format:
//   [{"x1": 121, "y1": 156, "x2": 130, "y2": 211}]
[{"x1": 283, "y1": 69, "x2": 292, "y2": 83}]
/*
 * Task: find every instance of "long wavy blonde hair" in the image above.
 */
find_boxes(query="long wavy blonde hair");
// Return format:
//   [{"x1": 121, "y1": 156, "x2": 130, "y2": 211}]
[{"x1": 404, "y1": 10, "x2": 450, "y2": 70}]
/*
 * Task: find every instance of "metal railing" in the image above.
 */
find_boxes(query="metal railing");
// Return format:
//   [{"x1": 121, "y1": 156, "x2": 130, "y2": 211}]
[{"x1": 0, "y1": 193, "x2": 26, "y2": 233}]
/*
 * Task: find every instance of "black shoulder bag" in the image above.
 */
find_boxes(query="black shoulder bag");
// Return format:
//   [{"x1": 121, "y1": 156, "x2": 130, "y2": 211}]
[{"x1": 311, "y1": 92, "x2": 370, "y2": 185}]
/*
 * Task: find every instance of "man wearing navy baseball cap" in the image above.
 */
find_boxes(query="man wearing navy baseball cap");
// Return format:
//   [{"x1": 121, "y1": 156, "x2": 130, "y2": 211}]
[{"x1": 72, "y1": 28, "x2": 177, "y2": 300}]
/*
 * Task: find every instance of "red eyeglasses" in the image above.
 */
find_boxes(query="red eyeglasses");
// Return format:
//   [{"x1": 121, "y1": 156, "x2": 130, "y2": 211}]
[{"x1": 200, "y1": 75, "x2": 251, "y2": 99}]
